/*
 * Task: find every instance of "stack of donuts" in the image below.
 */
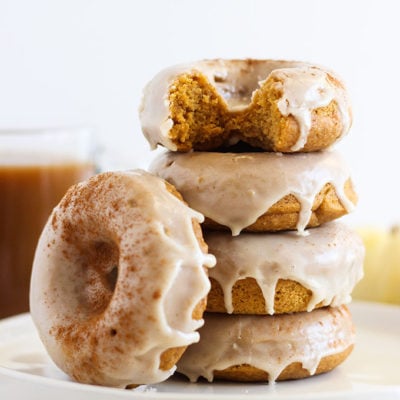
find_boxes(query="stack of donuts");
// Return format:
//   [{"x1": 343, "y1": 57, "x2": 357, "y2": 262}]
[
  {"x1": 30, "y1": 59, "x2": 365, "y2": 388},
  {"x1": 143, "y1": 59, "x2": 365, "y2": 382}
]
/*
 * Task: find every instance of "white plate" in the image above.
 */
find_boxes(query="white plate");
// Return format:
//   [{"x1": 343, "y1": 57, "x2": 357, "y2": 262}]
[{"x1": 0, "y1": 301, "x2": 399, "y2": 400}]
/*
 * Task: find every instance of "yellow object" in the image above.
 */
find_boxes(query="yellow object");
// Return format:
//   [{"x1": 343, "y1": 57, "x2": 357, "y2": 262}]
[{"x1": 353, "y1": 227, "x2": 400, "y2": 305}]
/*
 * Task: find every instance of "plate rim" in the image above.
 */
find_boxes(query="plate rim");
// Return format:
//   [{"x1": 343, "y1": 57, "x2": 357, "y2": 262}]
[{"x1": 1, "y1": 301, "x2": 400, "y2": 400}]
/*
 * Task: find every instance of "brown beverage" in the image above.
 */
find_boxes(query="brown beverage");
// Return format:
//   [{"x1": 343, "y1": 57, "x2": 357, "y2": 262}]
[{"x1": 0, "y1": 129, "x2": 96, "y2": 318}]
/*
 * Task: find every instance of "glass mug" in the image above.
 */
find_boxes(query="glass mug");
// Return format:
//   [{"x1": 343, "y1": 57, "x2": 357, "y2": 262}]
[{"x1": 0, "y1": 128, "x2": 97, "y2": 318}]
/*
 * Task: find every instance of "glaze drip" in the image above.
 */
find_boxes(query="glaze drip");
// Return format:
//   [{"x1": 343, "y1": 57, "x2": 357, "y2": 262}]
[{"x1": 272, "y1": 67, "x2": 350, "y2": 151}]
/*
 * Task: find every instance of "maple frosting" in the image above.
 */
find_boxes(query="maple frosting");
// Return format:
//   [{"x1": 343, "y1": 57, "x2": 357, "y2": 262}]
[
  {"x1": 30, "y1": 170, "x2": 216, "y2": 387},
  {"x1": 206, "y1": 222, "x2": 364, "y2": 314},
  {"x1": 139, "y1": 59, "x2": 351, "y2": 152},
  {"x1": 150, "y1": 150, "x2": 356, "y2": 235},
  {"x1": 177, "y1": 306, "x2": 355, "y2": 383}
]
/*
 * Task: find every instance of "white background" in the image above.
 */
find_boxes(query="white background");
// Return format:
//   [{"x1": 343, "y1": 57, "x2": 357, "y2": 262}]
[{"x1": 0, "y1": 0, "x2": 399, "y2": 227}]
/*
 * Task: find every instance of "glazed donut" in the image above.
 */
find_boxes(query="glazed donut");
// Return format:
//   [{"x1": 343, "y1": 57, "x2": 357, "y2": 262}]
[
  {"x1": 205, "y1": 222, "x2": 364, "y2": 315},
  {"x1": 177, "y1": 306, "x2": 354, "y2": 383},
  {"x1": 150, "y1": 150, "x2": 357, "y2": 235},
  {"x1": 139, "y1": 59, "x2": 351, "y2": 152},
  {"x1": 30, "y1": 170, "x2": 216, "y2": 387}
]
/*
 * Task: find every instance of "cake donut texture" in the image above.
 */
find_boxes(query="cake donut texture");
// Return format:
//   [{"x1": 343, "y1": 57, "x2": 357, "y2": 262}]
[
  {"x1": 177, "y1": 306, "x2": 354, "y2": 383},
  {"x1": 30, "y1": 170, "x2": 216, "y2": 387},
  {"x1": 140, "y1": 59, "x2": 351, "y2": 152},
  {"x1": 206, "y1": 222, "x2": 364, "y2": 315},
  {"x1": 150, "y1": 151, "x2": 357, "y2": 235}
]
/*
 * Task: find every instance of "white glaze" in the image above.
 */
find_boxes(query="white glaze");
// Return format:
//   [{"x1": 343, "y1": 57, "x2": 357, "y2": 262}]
[
  {"x1": 150, "y1": 150, "x2": 355, "y2": 235},
  {"x1": 272, "y1": 67, "x2": 351, "y2": 151},
  {"x1": 30, "y1": 169, "x2": 216, "y2": 387},
  {"x1": 177, "y1": 306, "x2": 355, "y2": 383},
  {"x1": 206, "y1": 222, "x2": 364, "y2": 314},
  {"x1": 139, "y1": 59, "x2": 351, "y2": 151}
]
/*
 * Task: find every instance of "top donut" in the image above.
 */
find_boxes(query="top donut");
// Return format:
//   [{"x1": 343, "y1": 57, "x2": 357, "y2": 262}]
[{"x1": 139, "y1": 59, "x2": 352, "y2": 152}]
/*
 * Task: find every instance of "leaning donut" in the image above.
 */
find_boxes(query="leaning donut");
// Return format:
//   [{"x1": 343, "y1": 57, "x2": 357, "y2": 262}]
[
  {"x1": 140, "y1": 59, "x2": 351, "y2": 152},
  {"x1": 30, "y1": 169, "x2": 215, "y2": 388}
]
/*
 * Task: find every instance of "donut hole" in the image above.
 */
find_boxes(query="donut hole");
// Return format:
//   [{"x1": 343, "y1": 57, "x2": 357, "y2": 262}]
[
  {"x1": 78, "y1": 239, "x2": 120, "y2": 316},
  {"x1": 210, "y1": 60, "x2": 277, "y2": 109}
]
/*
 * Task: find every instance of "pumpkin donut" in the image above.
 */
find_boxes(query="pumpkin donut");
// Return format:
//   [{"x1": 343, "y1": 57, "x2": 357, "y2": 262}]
[
  {"x1": 177, "y1": 306, "x2": 355, "y2": 383},
  {"x1": 30, "y1": 170, "x2": 216, "y2": 388},
  {"x1": 150, "y1": 150, "x2": 357, "y2": 235},
  {"x1": 205, "y1": 222, "x2": 364, "y2": 315},
  {"x1": 139, "y1": 59, "x2": 351, "y2": 152}
]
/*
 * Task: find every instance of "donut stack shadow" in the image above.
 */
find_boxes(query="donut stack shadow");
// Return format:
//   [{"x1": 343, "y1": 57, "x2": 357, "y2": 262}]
[{"x1": 144, "y1": 60, "x2": 365, "y2": 383}]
